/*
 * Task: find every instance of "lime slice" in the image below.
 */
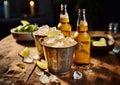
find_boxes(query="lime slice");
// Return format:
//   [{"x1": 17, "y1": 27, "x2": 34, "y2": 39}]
[
  {"x1": 17, "y1": 25, "x2": 24, "y2": 32},
  {"x1": 20, "y1": 20, "x2": 30, "y2": 25},
  {"x1": 19, "y1": 47, "x2": 30, "y2": 57},
  {"x1": 47, "y1": 30, "x2": 59, "y2": 37},
  {"x1": 92, "y1": 38, "x2": 107, "y2": 46},
  {"x1": 24, "y1": 24, "x2": 36, "y2": 32},
  {"x1": 36, "y1": 60, "x2": 47, "y2": 70},
  {"x1": 24, "y1": 25, "x2": 33, "y2": 32},
  {"x1": 99, "y1": 38, "x2": 106, "y2": 43},
  {"x1": 92, "y1": 41, "x2": 101, "y2": 46}
]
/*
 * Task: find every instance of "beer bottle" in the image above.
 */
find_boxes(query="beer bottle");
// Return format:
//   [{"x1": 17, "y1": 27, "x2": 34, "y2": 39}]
[
  {"x1": 74, "y1": 9, "x2": 91, "y2": 65},
  {"x1": 57, "y1": 4, "x2": 72, "y2": 37}
]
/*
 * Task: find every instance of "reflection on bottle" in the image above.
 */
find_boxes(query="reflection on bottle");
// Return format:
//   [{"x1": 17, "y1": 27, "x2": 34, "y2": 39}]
[
  {"x1": 109, "y1": 22, "x2": 119, "y2": 34},
  {"x1": 108, "y1": 22, "x2": 120, "y2": 40}
]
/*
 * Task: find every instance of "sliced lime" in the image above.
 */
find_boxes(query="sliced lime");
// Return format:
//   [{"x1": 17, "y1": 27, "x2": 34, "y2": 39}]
[
  {"x1": 92, "y1": 41, "x2": 101, "y2": 46},
  {"x1": 36, "y1": 60, "x2": 47, "y2": 70},
  {"x1": 20, "y1": 20, "x2": 30, "y2": 25},
  {"x1": 47, "y1": 30, "x2": 59, "y2": 37},
  {"x1": 92, "y1": 38, "x2": 107, "y2": 46},
  {"x1": 19, "y1": 47, "x2": 30, "y2": 57},
  {"x1": 17, "y1": 25, "x2": 24, "y2": 32},
  {"x1": 99, "y1": 38, "x2": 106, "y2": 43}
]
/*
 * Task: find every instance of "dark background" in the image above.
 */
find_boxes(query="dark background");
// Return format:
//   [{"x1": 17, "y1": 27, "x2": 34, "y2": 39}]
[{"x1": 0, "y1": 0, "x2": 120, "y2": 39}]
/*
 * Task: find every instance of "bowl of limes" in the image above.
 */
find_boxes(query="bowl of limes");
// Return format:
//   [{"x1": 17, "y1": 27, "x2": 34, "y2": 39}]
[
  {"x1": 90, "y1": 35, "x2": 115, "y2": 55},
  {"x1": 10, "y1": 20, "x2": 38, "y2": 41}
]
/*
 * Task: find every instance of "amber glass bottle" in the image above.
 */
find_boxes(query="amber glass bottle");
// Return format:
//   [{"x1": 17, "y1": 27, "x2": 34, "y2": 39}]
[
  {"x1": 74, "y1": 9, "x2": 91, "y2": 65},
  {"x1": 57, "y1": 4, "x2": 72, "y2": 37}
]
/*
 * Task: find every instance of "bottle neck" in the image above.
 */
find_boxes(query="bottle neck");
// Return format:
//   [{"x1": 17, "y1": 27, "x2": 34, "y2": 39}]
[
  {"x1": 60, "y1": 4, "x2": 69, "y2": 23},
  {"x1": 77, "y1": 9, "x2": 88, "y2": 31},
  {"x1": 60, "y1": 4, "x2": 67, "y2": 15}
]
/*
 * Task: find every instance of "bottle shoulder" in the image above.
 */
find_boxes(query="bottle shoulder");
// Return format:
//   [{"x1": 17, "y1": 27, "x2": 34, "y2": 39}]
[
  {"x1": 60, "y1": 17, "x2": 70, "y2": 23},
  {"x1": 58, "y1": 23, "x2": 72, "y2": 31},
  {"x1": 74, "y1": 31, "x2": 91, "y2": 42}
]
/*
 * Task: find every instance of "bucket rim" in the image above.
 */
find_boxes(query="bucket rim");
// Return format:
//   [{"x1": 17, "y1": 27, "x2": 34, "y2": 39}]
[{"x1": 41, "y1": 42, "x2": 77, "y2": 49}]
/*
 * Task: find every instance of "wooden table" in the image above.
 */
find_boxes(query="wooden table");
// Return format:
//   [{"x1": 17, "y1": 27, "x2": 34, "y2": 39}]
[{"x1": 0, "y1": 31, "x2": 120, "y2": 85}]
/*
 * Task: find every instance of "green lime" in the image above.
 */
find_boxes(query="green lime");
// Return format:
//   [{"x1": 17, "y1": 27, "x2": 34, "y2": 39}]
[
  {"x1": 23, "y1": 24, "x2": 37, "y2": 32},
  {"x1": 47, "y1": 30, "x2": 59, "y2": 37},
  {"x1": 36, "y1": 60, "x2": 47, "y2": 70},
  {"x1": 19, "y1": 47, "x2": 30, "y2": 57},
  {"x1": 99, "y1": 38, "x2": 106, "y2": 43},
  {"x1": 30, "y1": 24, "x2": 38, "y2": 31},
  {"x1": 92, "y1": 38, "x2": 107, "y2": 46},
  {"x1": 17, "y1": 25, "x2": 24, "y2": 32},
  {"x1": 20, "y1": 20, "x2": 30, "y2": 25},
  {"x1": 24, "y1": 25, "x2": 32, "y2": 32}
]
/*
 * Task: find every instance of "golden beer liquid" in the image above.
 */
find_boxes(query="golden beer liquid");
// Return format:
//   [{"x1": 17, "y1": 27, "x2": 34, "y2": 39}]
[
  {"x1": 58, "y1": 18, "x2": 72, "y2": 37},
  {"x1": 74, "y1": 25, "x2": 91, "y2": 65}
]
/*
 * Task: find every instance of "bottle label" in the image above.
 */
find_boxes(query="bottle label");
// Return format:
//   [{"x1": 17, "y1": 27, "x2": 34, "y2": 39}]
[
  {"x1": 74, "y1": 41, "x2": 90, "y2": 64},
  {"x1": 77, "y1": 25, "x2": 88, "y2": 32},
  {"x1": 60, "y1": 18, "x2": 69, "y2": 23}
]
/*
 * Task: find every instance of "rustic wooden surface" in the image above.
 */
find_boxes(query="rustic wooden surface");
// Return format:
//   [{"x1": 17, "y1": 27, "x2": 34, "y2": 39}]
[{"x1": 0, "y1": 31, "x2": 120, "y2": 85}]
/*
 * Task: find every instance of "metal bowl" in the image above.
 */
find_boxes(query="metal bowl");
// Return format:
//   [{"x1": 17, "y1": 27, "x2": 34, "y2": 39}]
[
  {"x1": 90, "y1": 35, "x2": 115, "y2": 55},
  {"x1": 10, "y1": 28, "x2": 34, "y2": 41}
]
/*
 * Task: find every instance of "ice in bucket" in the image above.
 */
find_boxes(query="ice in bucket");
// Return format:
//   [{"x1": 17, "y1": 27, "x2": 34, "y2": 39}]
[
  {"x1": 40, "y1": 32, "x2": 77, "y2": 74},
  {"x1": 33, "y1": 25, "x2": 57, "y2": 58}
]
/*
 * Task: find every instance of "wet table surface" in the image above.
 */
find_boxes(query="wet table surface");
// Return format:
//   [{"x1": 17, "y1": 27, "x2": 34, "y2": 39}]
[{"x1": 0, "y1": 31, "x2": 120, "y2": 85}]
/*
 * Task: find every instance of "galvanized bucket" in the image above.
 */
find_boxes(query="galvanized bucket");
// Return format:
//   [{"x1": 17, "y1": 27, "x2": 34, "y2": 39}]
[{"x1": 42, "y1": 43, "x2": 77, "y2": 74}]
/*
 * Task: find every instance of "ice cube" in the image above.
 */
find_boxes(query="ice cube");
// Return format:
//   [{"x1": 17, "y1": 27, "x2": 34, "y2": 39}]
[
  {"x1": 49, "y1": 75, "x2": 57, "y2": 82},
  {"x1": 73, "y1": 71, "x2": 82, "y2": 79},
  {"x1": 39, "y1": 74, "x2": 50, "y2": 84},
  {"x1": 23, "y1": 57, "x2": 33, "y2": 63},
  {"x1": 52, "y1": 42, "x2": 64, "y2": 47},
  {"x1": 44, "y1": 37, "x2": 56, "y2": 44},
  {"x1": 31, "y1": 55, "x2": 39, "y2": 60}
]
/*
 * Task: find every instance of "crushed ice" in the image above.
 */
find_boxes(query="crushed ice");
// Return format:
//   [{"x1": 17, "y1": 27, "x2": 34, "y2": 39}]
[
  {"x1": 23, "y1": 57, "x2": 33, "y2": 63},
  {"x1": 73, "y1": 71, "x2": 82, "y2": 79},
  {"x1": 33, "y1": 25, "x2": 57, "y2": 36},
  {"x1": 39, "y1": 74, "x2": 50, "y2": 84},
  {"x1": 42, "y1": 36, "x2": 77, "y2": 48},
  {"x1": 37, "y1": 70, "x2": 58, "y2": 84},
  {"x1": 49, "y1": 75, "x2": 57, "y2": 82},
  {"x1": 31, "y1": 54, "x2": 39, "y2": 60},
  {"x1": 39, "y1": 74, "x2": 58, "y2": 84}
]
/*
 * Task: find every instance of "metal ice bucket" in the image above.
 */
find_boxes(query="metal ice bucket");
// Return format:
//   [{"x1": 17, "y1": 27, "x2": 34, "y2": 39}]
[{"x1": 41, "y1": 43, "x2": 77, "y2": 74}]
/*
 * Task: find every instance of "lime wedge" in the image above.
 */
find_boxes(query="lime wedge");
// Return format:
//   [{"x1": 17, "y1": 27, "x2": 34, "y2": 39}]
[
  {"x1": 92, "y1": 41, "x2": 101, "y2": 46},
  {"x1": 20, "y1": 20, "x2": 30, "y2": 25},
  {"x1": 92, "y1": 38, "x2": 107, "y2": 46},
  {"x1": 19, "y1": 47, "x2": 30, "y2": 57},
  {"x1": 17, "y1": 25, "x2": 24, "y2": 32},
  {"x1": 99, "y1": 38, "x2": 106, "y2": 43},
  {"x1": 36, "y1": 60, "x2": 47, "y2": 70},
  {"x1": 47, "y1": 30, "x2": 59, "y2": 37}
]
